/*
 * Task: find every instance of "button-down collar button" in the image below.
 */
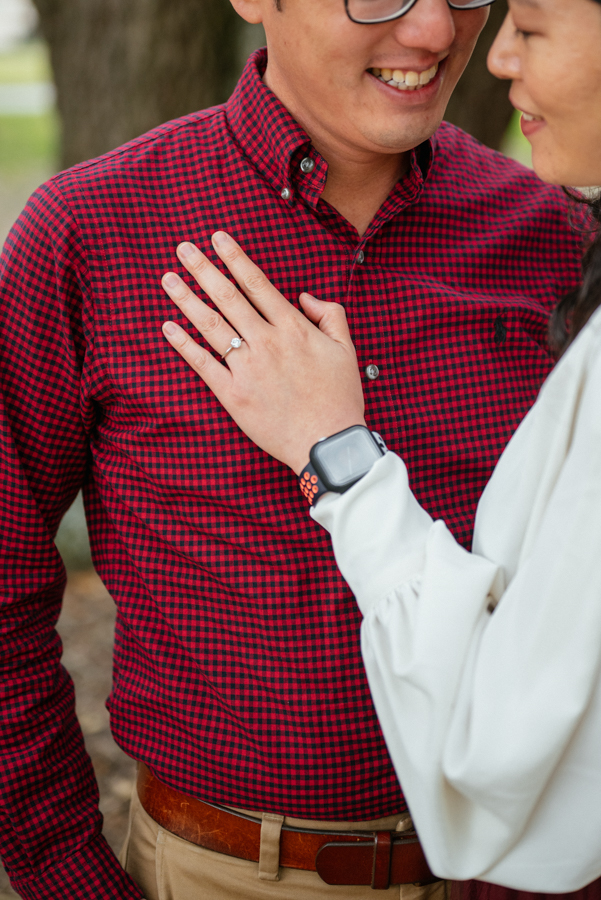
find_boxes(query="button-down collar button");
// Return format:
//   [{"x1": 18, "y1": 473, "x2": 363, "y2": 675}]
[
  {"x1": 365, "y1": 364, "x2": 380, "y2": 380},
  {"x1": 356, "y1": 250, "x2": 365, "y2": 264},
  {"x1": 300, "y1": 157, "x2": 315, "y2": 174},
  {"x1": 280, "y1": 187, "x2": 292, "y2": 200}
]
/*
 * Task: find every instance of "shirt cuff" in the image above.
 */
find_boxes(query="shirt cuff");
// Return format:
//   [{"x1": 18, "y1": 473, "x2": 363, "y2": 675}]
[{"x1": 10, "y1": 833, "x2": 145, "y2": 900}]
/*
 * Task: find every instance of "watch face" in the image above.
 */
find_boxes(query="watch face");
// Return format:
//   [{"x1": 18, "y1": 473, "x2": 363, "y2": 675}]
[{"x1": 311, "y1": 426, "x2": 383, "y2": 490}]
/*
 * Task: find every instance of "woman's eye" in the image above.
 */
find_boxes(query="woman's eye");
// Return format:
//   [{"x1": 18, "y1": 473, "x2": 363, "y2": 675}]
[{"x1": 515, "y1": 27, "x2": 533, "y2": 38}]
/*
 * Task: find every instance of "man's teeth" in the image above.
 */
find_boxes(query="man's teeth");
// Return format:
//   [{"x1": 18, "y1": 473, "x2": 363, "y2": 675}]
[
  {"x1": 371, "y1": 63, "x2": 438, "y2": 91},
  {"x1": 522, "y1": 112, "x2": 542, "y2": 122}
]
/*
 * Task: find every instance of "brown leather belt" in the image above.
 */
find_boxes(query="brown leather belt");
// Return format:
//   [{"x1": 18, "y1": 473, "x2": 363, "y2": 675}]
[{"x1": 137, "y1": 763, "x2": 437, "y2": 890}]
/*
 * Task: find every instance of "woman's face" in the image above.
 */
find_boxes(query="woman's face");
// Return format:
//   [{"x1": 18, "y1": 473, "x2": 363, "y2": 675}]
[{"x1": 488, "y1": 0, "x2": 601, "y2": 187}]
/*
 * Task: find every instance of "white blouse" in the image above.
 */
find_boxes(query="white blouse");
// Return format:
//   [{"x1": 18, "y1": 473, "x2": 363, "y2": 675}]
[{"x1": 312, "y1": 307, "x2": 601, "y2": 892}]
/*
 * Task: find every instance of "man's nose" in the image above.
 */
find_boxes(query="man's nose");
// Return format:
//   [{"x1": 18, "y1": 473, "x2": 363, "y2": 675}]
[{"x1": 391, "y1": 0, "x2": 456, "y2": 53}]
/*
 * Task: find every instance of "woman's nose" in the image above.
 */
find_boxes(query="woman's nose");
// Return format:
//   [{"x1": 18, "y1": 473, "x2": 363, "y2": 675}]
[{"x1": 487, "y1": 10, "x2": 521, "y2": 81}]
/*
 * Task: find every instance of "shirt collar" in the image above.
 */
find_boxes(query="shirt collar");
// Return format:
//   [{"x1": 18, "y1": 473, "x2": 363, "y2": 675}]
[{"x1": 226, "y1": 48, "x2": 434, "y2": 224}]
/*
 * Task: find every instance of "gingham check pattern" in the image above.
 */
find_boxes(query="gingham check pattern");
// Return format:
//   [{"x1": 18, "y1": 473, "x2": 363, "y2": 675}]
[{"x1": 0, "y1": 49, "x2": 583, "y2": 899}]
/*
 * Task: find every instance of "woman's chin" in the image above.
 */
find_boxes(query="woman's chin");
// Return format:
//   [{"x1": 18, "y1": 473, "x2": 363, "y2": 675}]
[
  {"x1": 530, "y1": 139, "x2": 601, "y2": 189},
  {"x1": 530, "y1": 147, "x2": 574, "y2": 188},
  {"x1": 530, "y1": 157, "x2": 563, "y2": 186}
]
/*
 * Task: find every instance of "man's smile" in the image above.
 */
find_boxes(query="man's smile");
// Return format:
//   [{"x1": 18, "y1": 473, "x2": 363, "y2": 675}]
[{"x1": 368, "y1": 61, "x2": 440, "y2": 91}]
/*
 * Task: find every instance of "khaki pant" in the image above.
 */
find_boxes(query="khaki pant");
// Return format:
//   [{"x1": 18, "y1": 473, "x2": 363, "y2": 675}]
[{"x1": 120, "y1": 786, "x2": 450, "y2": 900}]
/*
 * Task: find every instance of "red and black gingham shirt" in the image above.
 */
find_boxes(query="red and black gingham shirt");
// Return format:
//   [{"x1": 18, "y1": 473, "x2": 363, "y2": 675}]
[{"x1": 0, "y1": 48, "x2": 583, "y2": 899}]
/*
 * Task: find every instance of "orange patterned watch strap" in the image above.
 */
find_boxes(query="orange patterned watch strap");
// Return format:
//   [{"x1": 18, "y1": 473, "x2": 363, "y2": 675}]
[{"x1": 298, "y1": 462, "x2": 328, "y2": 506}]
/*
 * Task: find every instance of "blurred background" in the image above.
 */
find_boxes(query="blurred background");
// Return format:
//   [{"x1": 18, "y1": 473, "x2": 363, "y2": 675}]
[{"x1": 0, "y1": 1, "x2": 529, "y2": 896}]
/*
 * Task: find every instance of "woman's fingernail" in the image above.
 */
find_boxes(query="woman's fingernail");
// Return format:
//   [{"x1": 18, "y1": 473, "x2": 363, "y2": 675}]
[
  {"x1": 178, "y1": 242, "x2": 195, "y2": 258},
  {"x1": 163, "y1": 322, "x2": 177, "y2": 335},
  {"x1": 212, "y1": 231, "x2": 229, "y2": 247},
  {"x1": 163, "y1": 272, "x2": 179, "y2": 288}
]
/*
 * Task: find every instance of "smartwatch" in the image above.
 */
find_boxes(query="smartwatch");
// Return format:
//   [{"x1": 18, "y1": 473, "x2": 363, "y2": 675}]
[{"x1": 298, "y1": 425, "x2": 387, "y2": 506}]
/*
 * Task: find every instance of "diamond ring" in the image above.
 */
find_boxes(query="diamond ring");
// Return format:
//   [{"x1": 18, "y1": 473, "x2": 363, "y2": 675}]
[{"x1": 221, "y1": 336, "x2": 245, "y2": 360}]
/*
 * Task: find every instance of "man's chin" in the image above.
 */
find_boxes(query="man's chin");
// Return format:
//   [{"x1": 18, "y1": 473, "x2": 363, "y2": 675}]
[{"x1": 366, "y1": 115, "x2": 446, "y2": 155}]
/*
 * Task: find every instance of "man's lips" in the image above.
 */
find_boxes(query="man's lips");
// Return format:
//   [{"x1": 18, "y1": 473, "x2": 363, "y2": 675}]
[
  {"x1": 368, "y1": 61, "x2": 440, "y2": 92},
  {"x1": 366, "y1": 60, "x2": 445, "y2": 104}
]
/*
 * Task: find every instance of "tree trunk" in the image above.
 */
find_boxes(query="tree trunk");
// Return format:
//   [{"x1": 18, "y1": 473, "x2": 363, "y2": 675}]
[
  {"x1": 31, "y1": 0, "x2": 244, "y2": 168},
  {"x1": 444, "y1": 0, "x2": 513, "y2": 150}
]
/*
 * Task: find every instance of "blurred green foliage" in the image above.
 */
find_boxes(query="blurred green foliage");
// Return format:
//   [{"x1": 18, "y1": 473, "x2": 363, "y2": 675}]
[
  {"x1": 0, "y1": 112, "x2": 58, "y2": 170},
  {"x1": 501, "y1": 109, "x2": 532, "y2": 169},
  {"x1": 0, "y1": 39, "x2": 51, "y2": 83},
  {"x1": 0, "y1": 40, "x2": 58, "y2": 173}
]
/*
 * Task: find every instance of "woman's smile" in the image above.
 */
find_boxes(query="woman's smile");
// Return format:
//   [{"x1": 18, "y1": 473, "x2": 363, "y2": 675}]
[{"x1": 518, "y1": 109, "x2": 546, "y2": 138}]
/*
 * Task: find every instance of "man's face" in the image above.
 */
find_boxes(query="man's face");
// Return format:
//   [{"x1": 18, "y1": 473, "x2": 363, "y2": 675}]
[{"x1": 257, "y1": 0, "x2": 489, "y2": 160}]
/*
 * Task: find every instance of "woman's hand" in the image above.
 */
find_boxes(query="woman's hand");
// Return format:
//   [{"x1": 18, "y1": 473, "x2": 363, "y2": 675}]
[{"x1": 161, "y1": 232, "x2": 366, "y2": 475}]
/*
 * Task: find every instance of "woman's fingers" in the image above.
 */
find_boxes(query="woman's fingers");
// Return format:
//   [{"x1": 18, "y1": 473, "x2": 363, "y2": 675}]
[
  {"x1": 162, "y1": 321, "x2": 232, "y2": 395},
  {"x1": 162, "y1": 271, "x2": 243, "y2": 360},
  {"x1": 209, "y1": 232, "x2": 302, "y2": 325},
  {"x1": 176, "y1": 241, "x2": 272, "y2": 335},
  {"x1": 299, "y1": 293, "x2": 354, "y2": 347}
]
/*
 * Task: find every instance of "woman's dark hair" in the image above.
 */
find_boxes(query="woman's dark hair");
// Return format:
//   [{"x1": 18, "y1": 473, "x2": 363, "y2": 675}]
[{"x1": 549, "y1": 191, "x2": 601, "y2": 355}]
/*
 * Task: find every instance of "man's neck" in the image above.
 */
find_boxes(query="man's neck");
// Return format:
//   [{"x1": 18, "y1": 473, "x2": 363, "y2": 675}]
[
  {"x1": 263, "y1": 66, "x2": 411, "y2": 238},
  {"x1": 317, "y1": 149, "x2": 410, "y2": 237}
]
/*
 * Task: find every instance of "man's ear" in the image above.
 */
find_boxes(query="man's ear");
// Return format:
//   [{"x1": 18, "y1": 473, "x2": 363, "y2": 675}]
[{"x1": 229, "y1": 0, "x2": 266, "y2": 25}]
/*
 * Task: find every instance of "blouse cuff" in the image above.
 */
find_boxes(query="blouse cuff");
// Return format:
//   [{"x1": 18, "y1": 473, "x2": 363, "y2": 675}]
[{"x1": 311, "y1": 452, "x2": 433, "y2": 616}]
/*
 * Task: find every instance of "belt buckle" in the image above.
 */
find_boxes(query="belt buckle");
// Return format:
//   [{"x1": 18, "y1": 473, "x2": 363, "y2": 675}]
[
  {"x1": 315, "y1": 828, "x2": 437, "y2": 890},
  {"x1": 315, "y1": 830, "x2": 392, "y2": 890}
]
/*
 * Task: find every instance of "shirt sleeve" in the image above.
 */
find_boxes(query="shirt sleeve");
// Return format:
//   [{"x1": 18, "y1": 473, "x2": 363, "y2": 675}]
[
  {"x1": 0, "y1": 183, "x2": 144, "y2": 900},
  {"x1": 311, "y1": 326, "x2": 601, "y2": 891}
]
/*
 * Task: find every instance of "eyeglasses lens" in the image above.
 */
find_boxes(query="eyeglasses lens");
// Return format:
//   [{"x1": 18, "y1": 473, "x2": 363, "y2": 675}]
[
  {"x1": 346, "y1": 0, "x2": 416, "y2": 24},
  {"x1": 346, "y1": 0, "x2": 493, "y2": 24}
]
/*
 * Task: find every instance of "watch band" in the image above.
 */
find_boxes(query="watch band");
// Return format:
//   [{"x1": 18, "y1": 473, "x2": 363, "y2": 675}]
[
  {"x1": 298, "y1": 462, "x2": 329, "y2": 507},
  {"x1": 298, "y1": 428, "x2": 387, "y2": 506}
]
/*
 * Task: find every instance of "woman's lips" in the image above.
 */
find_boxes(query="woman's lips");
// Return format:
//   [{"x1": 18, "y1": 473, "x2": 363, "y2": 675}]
[{"x1": 520, "y1": 112, "x2": 546, "y2": 138}]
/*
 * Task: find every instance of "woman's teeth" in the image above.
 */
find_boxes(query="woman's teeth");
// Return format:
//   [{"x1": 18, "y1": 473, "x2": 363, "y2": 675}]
[
  {"x1": 521, "y1": 112, "x2": 543, "y2": 122},
  {"x1": 370, "y1": 63, "x2": 438, "y2": 91}
]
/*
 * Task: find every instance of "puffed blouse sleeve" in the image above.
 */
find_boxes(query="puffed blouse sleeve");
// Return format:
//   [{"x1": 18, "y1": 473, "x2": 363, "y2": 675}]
[{"x1": 311, "y1": 312, "x2": 601, "y2": 893}]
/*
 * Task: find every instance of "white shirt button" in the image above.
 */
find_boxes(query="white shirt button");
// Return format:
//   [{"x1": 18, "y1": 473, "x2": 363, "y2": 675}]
[
  {"x1": 300, "y1": 157, "x2": 315, "y2": 173},
  {"x1": 357, "y1": 250, "x2": 365, "y2": 264},
  {"x1": 365, "y1": 364, "x2": 380, "y2": 380},
  {"x1": 281, "y1": 187, "x2": 292, "y2": 200}
]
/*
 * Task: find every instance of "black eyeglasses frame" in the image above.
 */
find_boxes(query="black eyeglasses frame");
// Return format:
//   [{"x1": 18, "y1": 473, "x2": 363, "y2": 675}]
[{"x1": 344, "y1": 0, "x2": 496, "y2": 26}]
